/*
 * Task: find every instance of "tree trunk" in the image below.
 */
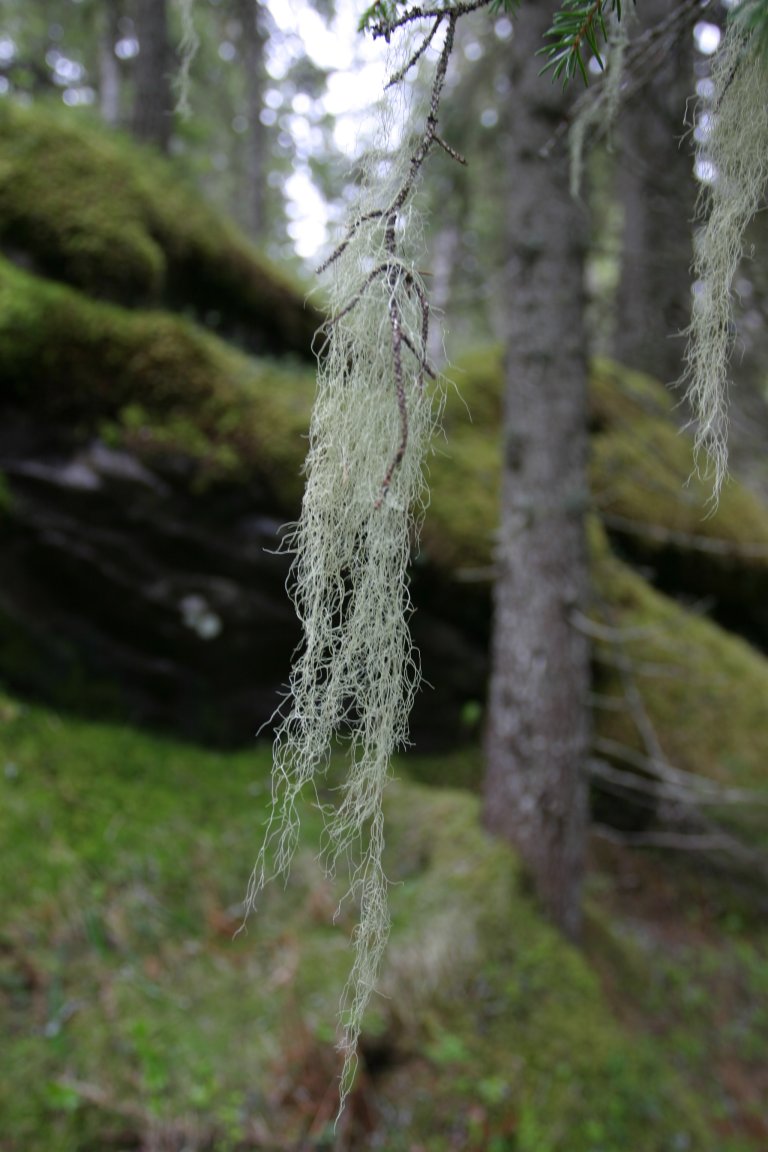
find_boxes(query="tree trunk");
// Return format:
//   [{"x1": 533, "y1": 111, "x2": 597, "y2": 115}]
[
  {"x1": 483, "y1": 1, "x2": 591, "y2": 942},
  {"x1": 238, "y1": 0, "x2": 267, "y2": 240},
  {"x1": 427, "y1": 218, "x2": 461, "y2": 364},
  {"x1": 131, "y1": 0, "x2": 172, "y2": 152},
  {"x1": 99, "y1": 0, "x2": 121, "y2": 127},
  {"x1": 614, "y1": 1, "x2": 696, "y2": 383}
]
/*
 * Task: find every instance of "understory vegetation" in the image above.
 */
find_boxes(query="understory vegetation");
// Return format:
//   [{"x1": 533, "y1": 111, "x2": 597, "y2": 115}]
[{"x1": 2, "y1": 684, "x2": 767, "y2": 1151}]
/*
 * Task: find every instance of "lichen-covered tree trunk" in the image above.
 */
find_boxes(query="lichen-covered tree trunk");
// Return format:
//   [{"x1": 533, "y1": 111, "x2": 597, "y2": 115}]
[
  {"x1": 483, "y1": 1, "x2": 590, "y2": 942},
  {"x1": 131, "y1": 0, "x2": 172, "y2": 152},
  {"x1": 614, "y1": 0, "x2": 696, "y2": 383}
]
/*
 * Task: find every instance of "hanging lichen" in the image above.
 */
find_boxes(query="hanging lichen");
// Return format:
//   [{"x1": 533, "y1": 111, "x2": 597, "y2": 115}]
[
  {"x1": 683, "y1": 21, "x2": 768, "y2": 502},
  {"x1": 569, "y1": 5, "x2": 632, "y2": 197},
  {"x1": 245, "y1": 7, "x2": 483, "y2": 1111},
  {"x1": 172, "y1": 0, "x2": 199, "y2": 119}
]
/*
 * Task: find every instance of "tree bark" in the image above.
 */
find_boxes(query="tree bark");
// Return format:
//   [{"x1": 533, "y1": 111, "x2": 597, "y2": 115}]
[
  {"x1": 614, "y1": 1, "x2": 696, "y2": 383},
  {"x1": 483, "y1": 1, "x2": 591, "y2": 942},
  {"x1": 99, "y1": 0, "x2": 121, "y2": 127},
  {"x1": 237, "y1": 0, "x2": 268, "y2": 240},
  {"x1": 131, "y1": 0, "x2": 172, "y2": 152}
]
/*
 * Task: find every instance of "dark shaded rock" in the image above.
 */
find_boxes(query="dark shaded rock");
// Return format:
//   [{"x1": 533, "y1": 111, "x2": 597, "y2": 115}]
[
  {"x1": 0, "y1": 421, "x2": 487, "y2": 747},
  {"x1": 0, "y1": 425, "x2": 297, "y2": 742}
]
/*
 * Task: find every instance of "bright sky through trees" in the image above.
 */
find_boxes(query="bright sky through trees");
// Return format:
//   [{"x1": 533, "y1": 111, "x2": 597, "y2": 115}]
[
  {"x1": 267, "y1": 0, "x2": 390, "y2": 259},
  {"x1": 276, "y1": 4, "x2": 723, "y2": 263}
]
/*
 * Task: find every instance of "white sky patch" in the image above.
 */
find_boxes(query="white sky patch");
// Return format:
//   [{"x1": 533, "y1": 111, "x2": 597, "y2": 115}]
[
  {"x1": 285, "y1": 164, "x2": 331, "y2": 259},
  {"x1": 269, "y1": 0, "x2": 400, "y2": 263},
  {"x1": 324, "y1": 62, "x2": 387, "y2": 154}
]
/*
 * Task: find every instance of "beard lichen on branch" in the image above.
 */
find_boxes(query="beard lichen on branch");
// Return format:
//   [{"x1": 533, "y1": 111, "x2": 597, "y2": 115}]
[{"x1": 245, "y1": 0, "x2": 492, "y2": 1112}]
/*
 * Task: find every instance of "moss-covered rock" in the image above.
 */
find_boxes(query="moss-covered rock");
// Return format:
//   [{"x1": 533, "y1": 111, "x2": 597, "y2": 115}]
[
  {"x1": 374, "y1": 782, "x2": 713, "y2": 1151},
  {"x1": 425, "y1": 348, "x2": 768, "y2": 649},
  {"x1": 0, "y1": 255, "x2": 312, "y2": 502},
  {"x1": 0, "y1": 103, "x2": 320, "y2": 357},
  {"x1": 588, "y1": 523, "x2": 768, "y2": 843},
  {"x1": 590, "y1": 359, "x2": 768, "y2": 647}
]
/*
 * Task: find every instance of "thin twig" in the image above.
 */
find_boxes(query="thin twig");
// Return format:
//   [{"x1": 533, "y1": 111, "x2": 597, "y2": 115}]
[
  {"x1": 369, "y1": 0, "x2": 494, "y2": 40},
  {"x1": 316, "y1": 210, "x2": 384, "y2": 275},
  {"x1": 435, "y1": 134, "x2": 467, "y2": 164},
  {"x1": 541, "y1": 0, "x2": 712, "y2": 157},
  {"x1": 401, "y1": 330, "x2": 437, "y2": 381},
  {"x1": 386, "y1": 14, "x2": 444, "y2": 87},
  {"x1": 602, "y1": 512, "x2": 768, "y2": 558},
  {"x1": 593, "y1": 822, "x2": 765, "y2": 862},
  {"x1": 321, "y1": 3, "x2": 474, "y2": 506},
  {"x1": 327, "y1": 262, "x2": 392, "y2": 324}
]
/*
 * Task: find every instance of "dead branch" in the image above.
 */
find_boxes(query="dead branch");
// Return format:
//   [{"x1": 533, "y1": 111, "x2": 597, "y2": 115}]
[
  {"x1": 601, "y1": 512, "x2": 768, "y2": 558},
  {"x1": 320, "y1": 3, "x2": 485, "y2": 506},
  {"x1": 593, "y1": 822, "x2": 763, "y2": 861}
]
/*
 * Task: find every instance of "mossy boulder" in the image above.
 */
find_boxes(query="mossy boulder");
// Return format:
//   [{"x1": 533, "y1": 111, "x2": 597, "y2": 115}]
[
  {"x1": 0, "y1": 281, "x2": 312, "y2": 740},
  {"x1": 588, "y1": 522, "x2": 768, "y2": 842},
  {"x1": 0, "y1": 112, "x2": 321, "y2": 743},
  {"x1": 590, "y1": 358, "x2": 768, "y2": 648},
  {"x1": 0, "y1": 103, "x2": 320, "y2": 357},
  {"x1": 0, "y1": 255, "x2": 311, "y2": 502}
]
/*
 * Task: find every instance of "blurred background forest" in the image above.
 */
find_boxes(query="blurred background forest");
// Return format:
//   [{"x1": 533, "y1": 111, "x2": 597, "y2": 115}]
[{"x1": 1, "y1": 1, "x2": 768, "y2": 1149}]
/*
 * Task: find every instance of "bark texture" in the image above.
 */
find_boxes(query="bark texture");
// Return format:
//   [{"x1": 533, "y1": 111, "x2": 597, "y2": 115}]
[
  {"x1": 237, "y1": 0, "x2": 268, "y2": 240},
  {"x1": 131, "y1": 0, "x2": 172, "y2": 152},
  {"x1": 99, "y1": 0, "x2": 121, "y2": 127},
  {"x1": 614, "y1": 0, "x2": 696, "y2": 383},
  {"x1": 483, "y1": 1, "x2": 591, "y2": 941}
]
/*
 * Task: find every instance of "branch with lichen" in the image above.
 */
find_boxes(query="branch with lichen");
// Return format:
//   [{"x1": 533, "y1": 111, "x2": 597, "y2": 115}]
[{"x1": 247, "y1": 0, "x2": 484, "y2": 1119}]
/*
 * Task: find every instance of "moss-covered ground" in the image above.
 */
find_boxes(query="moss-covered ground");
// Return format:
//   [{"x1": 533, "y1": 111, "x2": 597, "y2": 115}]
[{"x1": 2, "y1": 683, "x2": 767, "y2": 1151}]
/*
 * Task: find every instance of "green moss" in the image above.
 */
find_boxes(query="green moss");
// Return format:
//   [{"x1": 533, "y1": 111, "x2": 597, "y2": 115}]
[
  {"x1": 589, "y1": 359, "x2": 768, "y2": 549},
  {"x1": 442, "y1": 344, "x2": 505, "y2": 434},
  {"x1": 0, "y1": 688, "x2": 716, "y2": 1150},
  {"x1": 591, "y1": 526, "x2": 768, "y2": 800},
  {"x1": 0, "y1": 103, "x2": 319, "y2": 357},
  {"x1": 368, "y1": 784, "x2": 713, "y2": 1151},
  {"x1": 425, "y1": 351, "x2": 768, "y2": 575},
  {"x1": 0, "y1": 256, "x2": 313, "y2": 504},
  {"x1": 424, "y1": 422, "x2": 501, "y2": 569},
  {"x1": 419, "y1": 346, "x2": 503, "y2": 569}
]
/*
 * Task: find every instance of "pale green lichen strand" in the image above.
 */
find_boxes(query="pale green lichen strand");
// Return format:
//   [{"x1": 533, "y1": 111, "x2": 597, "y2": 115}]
[
  {"x1": 569, "y1": 6, "x2": 632, "y2": 198},
  {"x1": 683, "y1": 26, "x2": 768, "y2": 502},
  {"x1": 247, "y1": 42, "x2": 443, "y2": 1111}
]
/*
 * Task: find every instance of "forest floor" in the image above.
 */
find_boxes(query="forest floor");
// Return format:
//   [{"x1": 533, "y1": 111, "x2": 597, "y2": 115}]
[{"x1": 1, "y1": 686, "x2": 766, "y2": 1152}]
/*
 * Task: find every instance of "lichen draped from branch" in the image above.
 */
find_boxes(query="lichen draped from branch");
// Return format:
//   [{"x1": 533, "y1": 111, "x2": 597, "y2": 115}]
[
  {"x1": 683, "y1": 23, "x2": 768, "y2": 503},
  {"x1": 245, "y1": 5, "x2": 487, "y2": 1113}
]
